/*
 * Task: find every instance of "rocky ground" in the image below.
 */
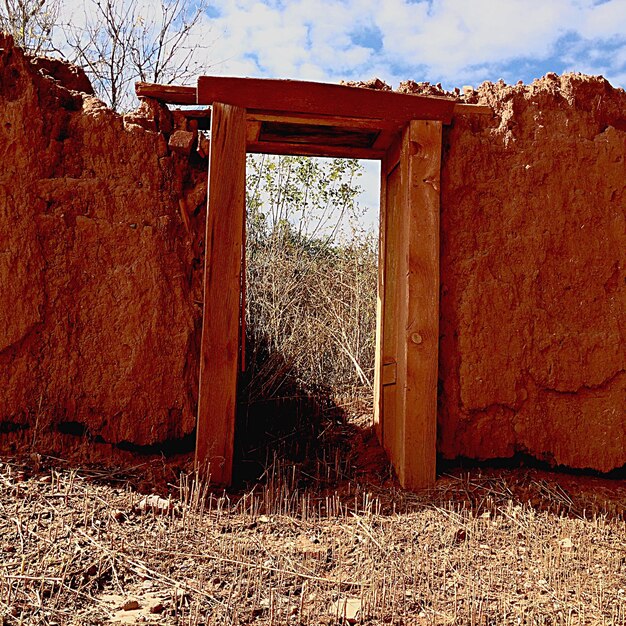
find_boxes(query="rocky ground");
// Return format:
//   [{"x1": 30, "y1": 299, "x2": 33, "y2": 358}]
[{"x1": 1, "y1": 416, "x2": 625, "y2": 625}]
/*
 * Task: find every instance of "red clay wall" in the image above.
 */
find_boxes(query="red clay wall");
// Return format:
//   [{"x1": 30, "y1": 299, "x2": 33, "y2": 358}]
[
  {"x1": 1, "y1": 38, "x2": 624, "y2": 471},
  {"x1": 0, "y1": 37, "x2": 207, "y2": 450},
  {"x1": 437, "y1": 75, "x2": 625, "y2": 472}
]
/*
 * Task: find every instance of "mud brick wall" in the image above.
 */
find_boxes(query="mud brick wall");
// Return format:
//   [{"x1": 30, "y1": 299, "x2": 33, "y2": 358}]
[
  {"x1": 0, "y1": 37, "x2": 207, "y2": 449},
  {"x1": 1, "y1": 36, "x2": 624, "y2": 471},
  {"x1": 437, "y1": 75, "x2": 625, "y2": 472}
]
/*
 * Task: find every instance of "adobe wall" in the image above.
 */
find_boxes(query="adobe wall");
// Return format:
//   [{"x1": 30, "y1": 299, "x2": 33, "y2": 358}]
[
  {"x1": 0, "y1": 36, "x2": 624, "y2": 472},
  {"x1": 435, "y1": 75, "x2": 625, "y2": 472},
  {"x1": 0, "y1": 36, "x2": 207, "y2": 450}
]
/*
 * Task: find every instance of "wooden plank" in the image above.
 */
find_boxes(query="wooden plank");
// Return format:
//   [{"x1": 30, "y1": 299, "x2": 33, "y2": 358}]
[
  {"x1": 198, "y1": 76, "x2": 456, "y2": 124},
  {"x1": 401, "y1": 119, "x2": 442, "y2": 490},
  {"x1": 135, "y1": 82, "x2": 197, "y2": 105},
  {"x1": 247, "y1": 110, "x2": 397, "y2": 131},
  {"x1": 384, "y1": 133, "x2": 403, "y2": 175},
  {"x1": 381, "y1": 163, "x2": 403, "y2": 462},
  {"x1": 373, "y1": 157, "x2": 387, "y2": 444},
  {"x1": 246, "y1": 121, "x2": 262, "y2": 143},
  {"x1": 372, "y1": 129, "x2": 397, "y2": 152},
  {"x1": 247, "y1": 140, "x2": 384, "y2": 160},
  {"x1": 452, "y1": 103, "x2": 493, "y2": 116},
  {"x1": 258, "y1": 122, "x2": 379, "y2": 148},
  {"x1": 195, "y1": 102, "x2": 247, "y2": 485},
  {"x1": 176, "y1": 108, "x2": 211, "y2": 130}
]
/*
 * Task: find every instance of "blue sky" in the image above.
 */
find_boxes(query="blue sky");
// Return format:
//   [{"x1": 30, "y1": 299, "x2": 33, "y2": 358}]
[
  {"x1": 203, "y1": 0, "x2": 626, "y2": 90},
  {"x1": 196, "y1": 0, "x2": 626, "y2": 220}
]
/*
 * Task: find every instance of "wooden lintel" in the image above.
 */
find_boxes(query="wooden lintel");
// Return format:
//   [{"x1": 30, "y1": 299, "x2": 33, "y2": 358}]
[
  {"x1": 452, "y1": 103, "x2": 493, "y2": 116},
  {"x1": 135, "y1": 82, "x2": 197, "y2": 105},
  {"x1": 198, "y1": 76, "x2": 456, "y2": 124},
  {"x1": 247, "y1": 140, "x2": 384, "y2": 160}
]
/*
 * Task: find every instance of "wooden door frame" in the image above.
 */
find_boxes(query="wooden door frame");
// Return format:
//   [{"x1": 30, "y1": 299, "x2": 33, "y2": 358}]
[
  {"x1": 165, "y1": 76, "x2": 491, "y2": 490},
  {"x1": 373, "y1": 121, "x2": 442, "y2": 488}
]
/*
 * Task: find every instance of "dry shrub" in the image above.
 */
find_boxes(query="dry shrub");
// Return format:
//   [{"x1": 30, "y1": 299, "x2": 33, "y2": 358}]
[{"x1": 243, "y1": 155, "x2": 377, "y2": 406}]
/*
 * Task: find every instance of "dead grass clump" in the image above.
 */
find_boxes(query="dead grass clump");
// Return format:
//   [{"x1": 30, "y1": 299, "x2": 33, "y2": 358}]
[
  {"x1": 1, "y1": 451, "x2": 625, "y2": 625},
  {"x1": 244, "y1": 155, "x2": 377, "y2": 405}
]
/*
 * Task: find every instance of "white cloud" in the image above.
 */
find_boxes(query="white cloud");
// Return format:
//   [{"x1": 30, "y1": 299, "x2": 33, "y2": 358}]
[
  {"x1": 53, "y1": 0, "x2": 626, "y2": 89},
  {"x1": 51, "y1": 0, "x2": 626, "y2": 223},
  {"x1": 195, "y1": 0, "x2": 626, "y2": 90}
]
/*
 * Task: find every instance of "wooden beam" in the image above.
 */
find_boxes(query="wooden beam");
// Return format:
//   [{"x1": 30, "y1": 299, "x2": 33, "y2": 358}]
[
  {"x1": 257, "y1": 122, "x2": 379, "y2": 148},
  {"x1": 382, "y1": 163, "x2": 403, "y2": 464},
  {"x1": 452, "y1": 103, "x2": 493, "y2": 116},
  {"x1": 247, "y1": 110, "x2": 398, "y2": 131},
  {"x1": 373, "y1": 156, "x2": 388, "y2": 444},
  {"x1": 135, "y1": 82, "x2": 197, "y2": 105},
  {"x1": 400, "y1": 119, "x2": 442, "y2": 490},
  {"x1": 195, "y1": 102, "x2": 247, "y2": 485},
  {"x1": 198, "y1": 76, "x2": 456, "y2": 124},
  {"x1": 372, "y1": 129, "x2": 397, "y2": 152},
  {"x1": 175, "y1": 108, "x2": 211, "y2": 130},
  {"x1": 246, "y1": 121, "x2": 262, "y2": 143},
  {"x1": 247, "y1": 140, "x2": 384, "y2": 160}
]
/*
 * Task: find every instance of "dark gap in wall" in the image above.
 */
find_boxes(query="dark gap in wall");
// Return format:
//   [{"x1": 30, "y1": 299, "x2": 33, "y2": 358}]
[
  {"x1": 438, "y1": 452, "x2": 626, "y2": 480},
  {"x1": 115, "y1": 432, "x2": 196, "y2": 456},
  {"x1": 0, "y1": 421, "x2": 28, "y2": 434}
]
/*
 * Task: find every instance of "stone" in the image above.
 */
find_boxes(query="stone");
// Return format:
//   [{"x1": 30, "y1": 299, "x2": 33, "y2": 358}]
[
  {"x1": 168, "y1": 130, "x2": 196, "y2": 155},
  {"x1": 121, "y1": 599, "x2": 140, "y2": 611},
  {"x1": 329, "y1": 598, "x2": 361, "y2": 624}
]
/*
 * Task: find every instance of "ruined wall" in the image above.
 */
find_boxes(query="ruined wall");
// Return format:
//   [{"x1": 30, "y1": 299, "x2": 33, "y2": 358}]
[
  {"x1": 436, "y1": 75, "x2": 625, "y2": 472},
  {"x1": 0, "y1": 37, "x2": 624, "y2": 472},
  {"x1": 0, "y1": 36, "x2": 207, "y2": 450}
]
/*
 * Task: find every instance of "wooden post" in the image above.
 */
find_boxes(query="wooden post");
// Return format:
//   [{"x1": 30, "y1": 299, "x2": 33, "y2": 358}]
[
  {"x1": 373, "y1": 159, "x2": 387, "y2": 443},
  {"x1": 195, "y1": 102, "x2": 247, "y2": 485},
  {"x1": 400, "y1": 119, "x2": 442, "y2": 489}
]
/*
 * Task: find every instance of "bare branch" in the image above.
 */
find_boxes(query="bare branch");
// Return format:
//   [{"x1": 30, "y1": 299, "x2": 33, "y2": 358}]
[
  {"x1": 0, "y1": 0, "x2": 59, "y2": 54},
  {"x1": 63, "y1": 0, "x2": 213, "y2": 111}
]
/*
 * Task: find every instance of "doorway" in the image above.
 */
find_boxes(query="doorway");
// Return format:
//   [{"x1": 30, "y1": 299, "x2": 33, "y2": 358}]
[
  {"x1": 238, "y1": 155, "x2": 379, "y2": 479},
  {"x1": 193, "y1": 79, "x2": 447, "y2": 490}
]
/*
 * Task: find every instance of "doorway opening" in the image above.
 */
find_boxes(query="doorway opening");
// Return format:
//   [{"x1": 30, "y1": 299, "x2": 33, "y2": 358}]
[
  {"x1": 236, "y1": 155, "x2": 382, "y2": 483},
  {"x1": 190, "y1": 79, "x2": 456, "y2": 491}
]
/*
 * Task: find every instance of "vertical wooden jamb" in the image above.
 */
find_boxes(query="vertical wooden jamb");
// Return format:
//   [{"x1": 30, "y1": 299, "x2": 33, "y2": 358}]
[
  {"x1": 373, "y1": 157, "x2": 387, "y2": 443},
  {"x1": 196, "y1": 102, "x2": 247, "y2": 485},
  {"x1": 400, "y1": 119, "x2": 442, "y2": 490}
]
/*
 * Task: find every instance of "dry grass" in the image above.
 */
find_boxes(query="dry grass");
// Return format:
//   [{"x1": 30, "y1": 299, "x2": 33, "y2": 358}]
[{"x1": 1, "y1": 419, "x2": 625, "y2": 626}]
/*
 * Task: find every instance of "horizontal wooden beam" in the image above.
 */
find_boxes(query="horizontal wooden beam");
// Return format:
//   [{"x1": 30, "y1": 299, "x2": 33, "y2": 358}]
[
  {"x1": 174, "y1": 108, "x2": 211, "y2": 118},
  {"x1": 452, "y1": 103, "x2": 493, "y2": 116},
  {"x1": 247, "y1": 139, "x2": 384, "y2": 160},
  {"x1": 135, "y1": 82, "x2": 197, "y2": 105},
  {"x1": 198, "y1": 76, "x2": 457, "y2": 124},
  {"x1": 175, "y1": 103, "x2": 494, "y2": 129},
  {"x1": 247, "y1": 110, "x2": 398, "y2": 131}
]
